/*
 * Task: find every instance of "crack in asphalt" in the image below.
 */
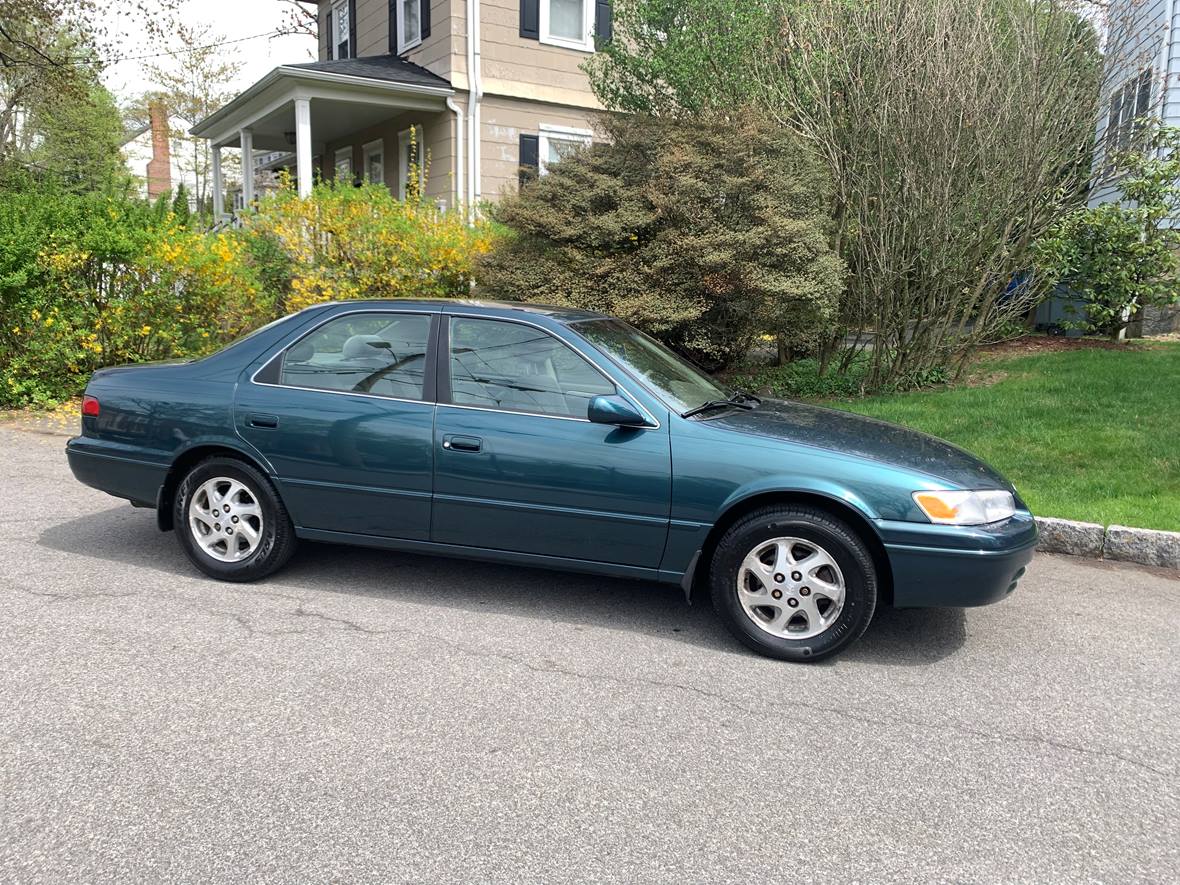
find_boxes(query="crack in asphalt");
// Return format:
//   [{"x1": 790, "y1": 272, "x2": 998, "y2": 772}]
[{"x1": 198, "y1": 602, "x2": 1172, "y2": 781}]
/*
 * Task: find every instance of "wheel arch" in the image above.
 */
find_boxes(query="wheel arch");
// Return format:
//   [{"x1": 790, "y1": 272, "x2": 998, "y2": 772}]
[
  {"x1": 688, "y1": 490, "x2": 894, "y2": 606},
  {"x1": 156, "y1": 443, "x2": 275, "y2": 531}
]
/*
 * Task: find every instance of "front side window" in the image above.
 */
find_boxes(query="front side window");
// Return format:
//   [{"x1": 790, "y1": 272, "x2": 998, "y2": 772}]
[
  {"x1": 334, "y1": 146, "x2": 353, "y2": 184},
  {"x1": 448, "y1": 318, "x2": 615, "y2": 418},
  {"x1": 573, "y1": 318, "x2": 727, "y2": 415},
  {"x1": 399, "y1": 0, "x2": 422, "y2": 52},
  {"x1": 364, "y1": 139, "x2": 384, "y2": 184},
  {"x1": 539, "y1": 124, "x2": 591, "y2": 175},
  {"x1": 280, "y1": 313, "x2": 431, "y2": 400},
  {"x1": 332, "y1": 0, "x2": 350, "y2": 58},
  {"x1": 541, "y1": 0, "x2": 593, "y2": 51},
  {"x1": 1104, "y1": 67, "x2": 1154, "y2": 176}
]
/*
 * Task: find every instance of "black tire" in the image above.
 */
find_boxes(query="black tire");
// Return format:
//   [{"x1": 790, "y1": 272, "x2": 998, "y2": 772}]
[
  {"x1": 173, "y1": 456, "x2": 296, "y2": 582},
  {"x1": 709, "y1": 505, "x2": 877, "y2": 662}
]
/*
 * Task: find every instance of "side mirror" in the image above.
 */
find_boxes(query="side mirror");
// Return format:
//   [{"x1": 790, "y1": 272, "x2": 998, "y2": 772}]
[{"x1": 587, "y1": 394, "x2": 649, "y2": 427}]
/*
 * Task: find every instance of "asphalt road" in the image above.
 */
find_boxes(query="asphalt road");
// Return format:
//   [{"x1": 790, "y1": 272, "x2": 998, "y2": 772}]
[{"x1": 1, "y1": 424, "x2": 1178, "y2": 883}]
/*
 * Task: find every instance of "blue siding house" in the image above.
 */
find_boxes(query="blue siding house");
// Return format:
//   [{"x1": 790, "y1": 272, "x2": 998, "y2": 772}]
[{"x1": 1089, "y1": 0, "x2": 1180, "y2": 219}]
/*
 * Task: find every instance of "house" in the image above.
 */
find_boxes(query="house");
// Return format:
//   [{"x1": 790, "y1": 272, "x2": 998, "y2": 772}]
[
  {"x1": 1075, "y1": 0, "x2": 1180, "y2": 334},
  {"x1": 122, "y1": 101, "x2": 197, "y2": 204},
  {"x1": 1088, "y1": 0, "x2": 1179, "y2": 218},
  {"x1": 191, "y1": 0, "x2": 611, "y2": 217}
]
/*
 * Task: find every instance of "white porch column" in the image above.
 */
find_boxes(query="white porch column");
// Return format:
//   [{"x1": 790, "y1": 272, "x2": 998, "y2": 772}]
[
  {"x1": 211, "y1": 145, "x2": 225, "y2": 219},
  {"x1": 294, "y1": 98, "x2": 313, "y2": 198},
  {"x1": 239, "y1": 128, "x2": 254, "y2": 207}
]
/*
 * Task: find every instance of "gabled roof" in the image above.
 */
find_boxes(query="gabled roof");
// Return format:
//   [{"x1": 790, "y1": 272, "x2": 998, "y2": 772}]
[{"x1": 282, "y1": 54, "x2": 451, "y2": 91}]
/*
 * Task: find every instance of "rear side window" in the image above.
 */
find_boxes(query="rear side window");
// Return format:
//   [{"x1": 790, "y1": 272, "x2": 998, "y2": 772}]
[
  {"x1": 448, "y1": 317, "x2": 615, "y2": 418},
  {"x1": 279, "y1": 312, "x2": 431, "y2": 400}
]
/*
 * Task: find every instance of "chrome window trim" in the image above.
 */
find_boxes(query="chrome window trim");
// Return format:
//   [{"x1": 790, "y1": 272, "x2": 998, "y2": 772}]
[
  {"x1": 248, "y1": 308, "x2": 434, "y2": 404},
  {"x1": 444, "y1": 312, "x2": 662, "y2": 429}
]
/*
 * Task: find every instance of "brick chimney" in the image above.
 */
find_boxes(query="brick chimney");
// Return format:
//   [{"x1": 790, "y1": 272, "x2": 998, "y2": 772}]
[{"x1": 145, "y1": 101, "x2": 171, "y2": 198}]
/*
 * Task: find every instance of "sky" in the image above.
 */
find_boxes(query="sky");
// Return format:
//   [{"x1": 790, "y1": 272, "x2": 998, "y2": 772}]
[{"x1": 101, "y1": 0, "x2": 318, "y2": 104}]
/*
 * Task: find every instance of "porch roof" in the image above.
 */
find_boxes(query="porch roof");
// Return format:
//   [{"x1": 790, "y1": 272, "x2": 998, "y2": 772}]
[{"x1": 190, "y1": 54, "x2": 454, "y2": 151}]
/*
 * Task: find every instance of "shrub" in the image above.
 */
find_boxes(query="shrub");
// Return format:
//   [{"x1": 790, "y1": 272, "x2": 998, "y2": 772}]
[
  {"x1": 1035, "y1": 126, "x2": 1180, "y2": 340},
  {"x1": 475, "y1": 112, "x2": 844, "y2": 371},
  {"x1": 243, "y1": 180, "x2": 496, "y2": 313},
  {"x1": 3, "y1": 203, "x2": 266, "y2": 406}
]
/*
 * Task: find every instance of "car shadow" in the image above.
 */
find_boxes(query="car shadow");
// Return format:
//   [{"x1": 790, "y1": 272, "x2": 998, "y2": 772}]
[{"x1": 37, "y1": 505, "x2": 967, "y2": 666}]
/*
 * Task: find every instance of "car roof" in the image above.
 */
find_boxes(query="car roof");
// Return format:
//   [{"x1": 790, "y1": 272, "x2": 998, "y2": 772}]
[{"x1": 307, "y1": 298, "x2": 609, "y2": 324}]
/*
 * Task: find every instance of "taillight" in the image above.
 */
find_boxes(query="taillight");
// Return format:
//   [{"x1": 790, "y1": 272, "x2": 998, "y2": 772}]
[{"x1": 82, "y1": 395, "x2": 100, "y2": 417}]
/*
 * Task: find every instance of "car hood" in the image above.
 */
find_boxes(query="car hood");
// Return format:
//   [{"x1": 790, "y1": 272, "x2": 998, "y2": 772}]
[{"x1": 708, "y1": 398, "x2": 1013, "y2": 491}]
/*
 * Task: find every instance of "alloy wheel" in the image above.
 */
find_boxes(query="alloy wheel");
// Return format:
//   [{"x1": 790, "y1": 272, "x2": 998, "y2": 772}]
[
  {"x1": 736, "y1": 536, "x2": 846, "y2": 640},
  {"x1": 188, "y1": 476, "x2": 264, "y2": 563}
]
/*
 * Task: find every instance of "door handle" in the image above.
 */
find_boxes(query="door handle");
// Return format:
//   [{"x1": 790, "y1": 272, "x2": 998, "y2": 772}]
[
  {"x1": 443, "y1": 434, "x2": 482, "y2": 453},
  {"x1": 248, "y1": 414, "x2": 279, "y2": 429}
]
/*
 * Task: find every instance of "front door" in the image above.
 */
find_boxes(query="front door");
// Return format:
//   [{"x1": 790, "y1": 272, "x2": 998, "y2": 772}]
[
  {"x1": 431, "y1": 315, "x2": 671, "y2": 568},
  {"x1": 236, "y1": 310, "x2": 436, "y2": 540}
]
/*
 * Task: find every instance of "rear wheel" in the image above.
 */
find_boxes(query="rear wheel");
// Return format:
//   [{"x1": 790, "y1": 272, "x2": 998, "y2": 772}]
[
  {"x1": 173, "y1": 456, "x2": 296, "y2": 581},
  {"x1": 709, "y1": 505, "x2": 877, "y2": 662}
]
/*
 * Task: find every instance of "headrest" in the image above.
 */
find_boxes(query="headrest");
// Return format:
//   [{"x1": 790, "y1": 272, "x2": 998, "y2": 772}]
[{"x1": 342, "y1": 334, "x2": 387, "y2": 359}]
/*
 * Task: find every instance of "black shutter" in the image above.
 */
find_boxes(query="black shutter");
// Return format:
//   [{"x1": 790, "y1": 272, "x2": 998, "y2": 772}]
[
  {"x1": 422, "y1": 0, "x2": 431, "y2": 39},
  {"x1": 326, "y1": 10, "x2": 333, "y2": 59},
  {"x1": 520, "y1": 0, "x2": 539, "y2": 39},
  {"x1": 389, "y1": 0, "x2": 397, "y2": 53},
  {"x1": 518, "y1": 133, "x2": 539, "y2": 186},
  {"x1": 594, "y1": 0, "x2": 612, "y2": 43},
  {"x1": 348, "y1": 0, "x2": 357, "y2": 58}
]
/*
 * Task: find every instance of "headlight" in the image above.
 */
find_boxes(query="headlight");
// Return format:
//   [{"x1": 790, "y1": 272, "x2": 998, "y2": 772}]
[{"x1": 912, "y1": 489, "x2": 1016, "y2": 525}]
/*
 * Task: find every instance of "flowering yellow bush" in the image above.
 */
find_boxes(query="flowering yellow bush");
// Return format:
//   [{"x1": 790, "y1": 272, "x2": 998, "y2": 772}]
[
  {"x1": 245, "y1": 181, "x2": 496, "y2": 312},
  {"x1": 1, "y1": 180, "x2": 495, "y2": 406}
]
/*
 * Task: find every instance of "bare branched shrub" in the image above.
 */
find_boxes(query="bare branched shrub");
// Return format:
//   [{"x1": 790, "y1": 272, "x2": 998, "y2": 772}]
[{"x1": 745, "y1": 0, "x2": 1102, "y2": 384}]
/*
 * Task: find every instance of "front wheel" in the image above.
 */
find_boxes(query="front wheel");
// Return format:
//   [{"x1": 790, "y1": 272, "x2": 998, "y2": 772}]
[
  {"x1": 173, "y1": 456, "x2": 296, "y2": 582},
  {"x1": 709, "y1": 505, "x2": 878, "y2": 662}
]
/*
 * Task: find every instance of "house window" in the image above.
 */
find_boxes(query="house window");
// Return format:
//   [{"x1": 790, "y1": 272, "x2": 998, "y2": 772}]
[
  {"x1": 334, "y1": 146, "x2": 353, "y2": 184},
  {"x1": 398, "y1": 125, "x2": 425, "y2": 200},
  {"x1": 538, "y1": 124, "x2": 591, "y2": 175},
  {"x1": 332, "y1": 0, "x2": 350, "y2": 59},
  {"x1": 1104, "y1": 67, "x2": 1154, "y2": 177},
  {"x1": 398, "y1": 0, "x2": 422, "y2": 53},
  {"x1": 363, "y1": 140, "x2": 385, "y2": 185},
  {"x1": 539, "y1": 0, "x2": 594, "y2": 52}
]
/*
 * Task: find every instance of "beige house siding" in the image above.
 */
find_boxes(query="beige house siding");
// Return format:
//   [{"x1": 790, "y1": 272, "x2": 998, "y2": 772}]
[{"x1": 479, "y1": 93, "x2": 598, "y2": 199}]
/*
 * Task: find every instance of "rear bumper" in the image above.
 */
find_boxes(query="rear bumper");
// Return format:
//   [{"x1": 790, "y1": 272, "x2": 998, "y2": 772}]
[
  {"x1": 66, "y1": 438, "x2": 167, "y2": 508},
  {"x1": 879, "y1": 511, "x2": 1038, "y2": 607}
]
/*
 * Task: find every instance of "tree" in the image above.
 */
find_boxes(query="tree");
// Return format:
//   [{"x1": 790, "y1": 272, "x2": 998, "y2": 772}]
[
  {"x1": 476, "y1": 112, "x2": 844, "y2": 370},
  {"x1": 1, "y1": 0, "x2": 180, "y2": 165},
  {"x1": 1036, "y1": 126, "x2": 1180, "y2": 340},
  {"x1": 21, "y1": 77, "x2": 128, "y2": 190},
  {"x1": 143, "y1": 23, "x2": 244, "y2": 208},
  {"x1": 589, "y1": 0, "x2": 1103, "y2": 387}
]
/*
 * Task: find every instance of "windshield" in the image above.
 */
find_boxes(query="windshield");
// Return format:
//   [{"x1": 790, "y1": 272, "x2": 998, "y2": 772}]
[{"x1": 572, "y1": 318, "x2": 729, "y2": 415}]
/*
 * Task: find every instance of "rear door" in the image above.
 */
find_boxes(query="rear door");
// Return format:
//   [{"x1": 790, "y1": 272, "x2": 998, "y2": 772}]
[
  {"x1": 235, "y1": 309, "x2": 437, "y2": 540},
  {"x1": 430, "y1": 313, "x2": 671, "y2": 568}
]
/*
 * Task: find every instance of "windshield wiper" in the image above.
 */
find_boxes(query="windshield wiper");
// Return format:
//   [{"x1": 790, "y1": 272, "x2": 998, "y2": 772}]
[{"x1": 682, "y1": 393, "x2": 758, "y2": 419}]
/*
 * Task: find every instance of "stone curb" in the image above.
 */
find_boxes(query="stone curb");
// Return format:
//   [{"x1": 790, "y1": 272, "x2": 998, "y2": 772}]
[{"x1": 1034, "y1": 516, "x2": 1180, "y2": 569}]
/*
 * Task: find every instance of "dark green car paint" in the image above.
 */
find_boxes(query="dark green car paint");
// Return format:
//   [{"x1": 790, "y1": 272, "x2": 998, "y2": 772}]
[{"x1": 66, "y1": 299, "x2": 1037, "y2": 606}]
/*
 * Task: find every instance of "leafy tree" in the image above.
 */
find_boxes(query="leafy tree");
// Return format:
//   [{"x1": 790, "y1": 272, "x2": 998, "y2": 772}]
[
  {"x1": 1, "y1": 0, "x2": 180, "y2": 166},
  {"x1": 476, "y1": 112, "x2": 844, "y2": 370},
  {"x1": 589, "y1": 0, "x2": 1103, "y2": 387},
  {"x1": 21, "y1": 77, "x2": 128, "y2": 190},
  {"x1": 1036, "y1": 126, "x2": 1180, "y2": 340}
]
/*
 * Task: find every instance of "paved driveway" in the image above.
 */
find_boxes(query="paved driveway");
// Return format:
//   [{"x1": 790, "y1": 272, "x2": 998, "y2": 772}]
[{"x1": 1, "y1": 425, "x2": 1177, "y2": 883}]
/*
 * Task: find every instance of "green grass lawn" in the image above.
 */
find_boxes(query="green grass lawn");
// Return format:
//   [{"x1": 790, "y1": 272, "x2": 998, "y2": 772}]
[{"x1": 821, "y1": 342, "x2": 1180, "y2": 531}]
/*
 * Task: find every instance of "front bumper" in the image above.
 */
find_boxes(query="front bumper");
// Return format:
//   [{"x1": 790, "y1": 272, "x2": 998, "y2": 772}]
[{"x1": 878, "y1": 511, "x2": 1038, "y2": 607}]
